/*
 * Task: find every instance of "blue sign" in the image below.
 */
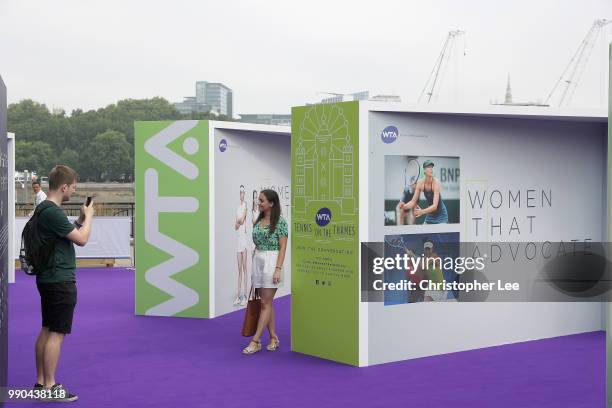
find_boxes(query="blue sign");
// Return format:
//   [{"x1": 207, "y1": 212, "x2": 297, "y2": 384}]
[
  {"x1": 381, "y1": 125, "x2": 399, "y2": 144},
  {"x1": 315, "y1": 207, "x2": 332, "y2": 227},
  {"x1": 219, "y1": 138, "x2": 227, "y2": 152}
]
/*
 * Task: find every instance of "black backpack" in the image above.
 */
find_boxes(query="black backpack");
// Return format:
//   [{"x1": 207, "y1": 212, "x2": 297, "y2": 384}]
[{"x1": 20, "y1": 204, "x2": 57, "y2": 276}]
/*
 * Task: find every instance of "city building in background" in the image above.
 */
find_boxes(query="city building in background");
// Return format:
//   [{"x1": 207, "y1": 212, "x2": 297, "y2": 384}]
[
  {"x1": 317, "y1": 91, "x2": 401, "y2": 104},
  {"x1": 174, "y1": 81, "x2": 234, "y2": 117},
  {"x1": 238, "y1": 113, "x2": 291, "y2": 126},
  {"x1": 196, "y1": 81, "x2": 233, "y2": 117},
  {"x1": 369, "y1": 94, "x2": 402, "y2": 102},
  {"x1": 319, "y1": 91, "x2": 370, "y2": 104}
]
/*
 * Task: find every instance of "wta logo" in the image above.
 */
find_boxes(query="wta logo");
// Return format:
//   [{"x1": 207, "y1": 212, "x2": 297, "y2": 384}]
[
  {"x1": 142, "y1": 121, "x2": 200, "y2": 317},
  {"x1": 315, "y1": 208, "x2": 332, "y2": 227},
  {"x1": 219, "y1": 139, "x2": 227, "y2": 152},
  {"x1": 381, "y1": 125, "x2": 399, "y2": 144}
]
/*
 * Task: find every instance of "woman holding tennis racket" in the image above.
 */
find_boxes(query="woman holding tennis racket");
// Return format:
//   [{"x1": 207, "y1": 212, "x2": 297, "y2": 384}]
[{"x1": 403, "y1": 160, "x2": 449, "y2": 224}]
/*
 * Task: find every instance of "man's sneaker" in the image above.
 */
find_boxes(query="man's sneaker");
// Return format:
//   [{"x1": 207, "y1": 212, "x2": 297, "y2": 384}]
[
  {"x1": 33, "y1": 383, "x2": 43, "y2": 390},
  {"x1": 233, "y1": 296, "x2": 241, "y2": 306},
  {"x1": 240, "y1": 296, "x2": 247, "y2": 306},
  {"x1": 44, "y1": 383, "x2": 78, "y2": 402}
]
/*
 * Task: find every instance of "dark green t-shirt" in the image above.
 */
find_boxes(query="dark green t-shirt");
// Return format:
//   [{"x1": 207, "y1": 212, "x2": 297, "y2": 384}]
[{"x1": 35, "y1": 200, "x2": 77, "y2": 284}]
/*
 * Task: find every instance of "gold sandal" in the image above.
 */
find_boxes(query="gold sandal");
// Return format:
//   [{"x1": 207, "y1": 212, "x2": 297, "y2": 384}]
[
  {"x1": 242, "y1": 340, "x2": 261, "y2": 355},
  {"x1": 266, "y1": 337, "x2": 280, "y2": 351}
]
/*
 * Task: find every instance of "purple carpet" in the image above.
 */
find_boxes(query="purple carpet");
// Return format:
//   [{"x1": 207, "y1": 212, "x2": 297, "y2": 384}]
[{"x1": 7, "y1": 268, "x2": 605, "y2": 407}]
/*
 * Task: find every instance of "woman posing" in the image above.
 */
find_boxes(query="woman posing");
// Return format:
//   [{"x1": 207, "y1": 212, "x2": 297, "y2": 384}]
[
  {"x1": 403, "y1": 160, "x2": 449, "y2": 224},
  {"x1": 242, "y1": 189, "x2": 288, "y2": 354}
]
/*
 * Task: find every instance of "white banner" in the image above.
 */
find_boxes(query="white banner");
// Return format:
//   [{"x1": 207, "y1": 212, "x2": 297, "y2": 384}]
[{"x1": 15, "y1": 216, "x2": 131, "y2": 259}]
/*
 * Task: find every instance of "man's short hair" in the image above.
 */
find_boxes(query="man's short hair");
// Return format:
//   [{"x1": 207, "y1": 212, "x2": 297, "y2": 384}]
[
  {"x1": 32, "y1": 180, "x2": 41, "y2": 187},
  {"x1": 49, "y1": 165, "x2": 78, "y2": 190}
]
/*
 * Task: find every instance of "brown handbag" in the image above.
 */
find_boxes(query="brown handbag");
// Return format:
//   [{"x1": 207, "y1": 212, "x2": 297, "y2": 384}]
[{"x1": 241, "y1": 286, "x2": 261, "y2": 337}]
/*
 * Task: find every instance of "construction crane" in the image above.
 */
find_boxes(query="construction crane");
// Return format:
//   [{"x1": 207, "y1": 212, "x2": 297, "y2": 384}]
[
  {"x1": 545, "y1": 19, "x2": 611, "y2": 107},
  {"x1": 418, "y1": 30, "x2": 466, "y2": 103}
]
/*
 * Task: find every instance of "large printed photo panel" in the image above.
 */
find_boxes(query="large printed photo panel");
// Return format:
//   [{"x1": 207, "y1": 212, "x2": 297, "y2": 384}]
[
  {"x1": 385, "y1": 155, "x2": 459, "y2": 226},
  {"x1": 213, "y1": 128, "x2": 291, "y2": 317}
]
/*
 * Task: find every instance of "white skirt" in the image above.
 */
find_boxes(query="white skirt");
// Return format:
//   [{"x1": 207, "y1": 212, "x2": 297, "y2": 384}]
[{"x1": 251, "y1": 250, "x2": 282, "y2": 288}]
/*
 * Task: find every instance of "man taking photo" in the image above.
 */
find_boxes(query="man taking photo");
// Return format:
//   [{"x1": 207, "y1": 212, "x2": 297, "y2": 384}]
[{"x1": 32, "y1": 165, "x2": 94, "y2": 402}]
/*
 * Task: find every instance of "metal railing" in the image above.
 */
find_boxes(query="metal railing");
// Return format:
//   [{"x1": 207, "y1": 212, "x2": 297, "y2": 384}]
[{"x1": 16, "y1": 202, "x2": 136, "y2": 237}]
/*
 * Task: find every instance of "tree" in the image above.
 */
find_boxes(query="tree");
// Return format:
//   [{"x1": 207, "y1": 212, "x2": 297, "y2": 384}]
[
  {"x1": 216, "y1": 114, "x2": 237, "y2": 122},
  {"x1": 8, "y1": 97, "x2": 192, "y2": 181},
  {"x1": 99, "y1": 97, "x2": 182, "y2": 146},
  {"x1": 182, "y1": 111, "x2": 237, "y2": 121},
  {"x1": 8, "y1": 100, "x2": 53, "y2": 143},
  {"x1": 15, "y1": 140, "x2": 54, "y2": 176},
  {"x1": 86, "y1": 130, "x2": 132, "y2": 181},
  {"x1": 57, "y1": 148, "x2": 80, "y2": 173}
]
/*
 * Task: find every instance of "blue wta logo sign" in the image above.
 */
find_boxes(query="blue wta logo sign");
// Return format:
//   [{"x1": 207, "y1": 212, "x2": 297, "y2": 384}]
[
  {"x1": 219, "y1": 139, "x2": 227, "y2": 152},
  {"x1": 381, "y1": 125, "x2": 399, "y2": 144},
  {"x1": 315, "y1": 208, "x2": 332, "y2": 227}
]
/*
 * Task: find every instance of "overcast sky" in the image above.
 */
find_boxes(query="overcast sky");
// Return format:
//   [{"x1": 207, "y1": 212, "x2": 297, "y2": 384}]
[{"x1": 1, "y1": 0, "x2": 611, "y2": 115}]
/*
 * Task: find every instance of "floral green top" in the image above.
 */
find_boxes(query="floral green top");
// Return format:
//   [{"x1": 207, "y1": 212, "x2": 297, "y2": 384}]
[{"x1": 252, "y1": 217, "x2": 288, "y2": 251}]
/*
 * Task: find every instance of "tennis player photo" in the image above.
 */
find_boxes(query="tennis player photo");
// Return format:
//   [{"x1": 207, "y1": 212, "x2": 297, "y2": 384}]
[
  {"x1": 383, "y1": 232, "x2": 460, "y2": 305},
  {"x1": 384, "y1": 155, "x2": 460, "y2": 226}
]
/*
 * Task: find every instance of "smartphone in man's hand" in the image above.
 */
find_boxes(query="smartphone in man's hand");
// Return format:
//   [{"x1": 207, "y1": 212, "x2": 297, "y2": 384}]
[{"x1": 85, "y1": 196, "x2": 93, "y2": 207}]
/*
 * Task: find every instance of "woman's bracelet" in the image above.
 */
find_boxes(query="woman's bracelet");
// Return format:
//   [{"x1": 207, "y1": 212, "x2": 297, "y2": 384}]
[{"x1": 275, "y1": 266, "x2": 282, "y2": 270}]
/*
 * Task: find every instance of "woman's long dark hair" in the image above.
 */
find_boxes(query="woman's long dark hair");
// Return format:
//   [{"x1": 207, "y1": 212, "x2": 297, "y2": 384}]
[
  {"x1": 255, "y1": 189, "x2": 281, "y2": 234},
  {"x1": 252, "y1": 190, "x2": 258, "y2": 212}
]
